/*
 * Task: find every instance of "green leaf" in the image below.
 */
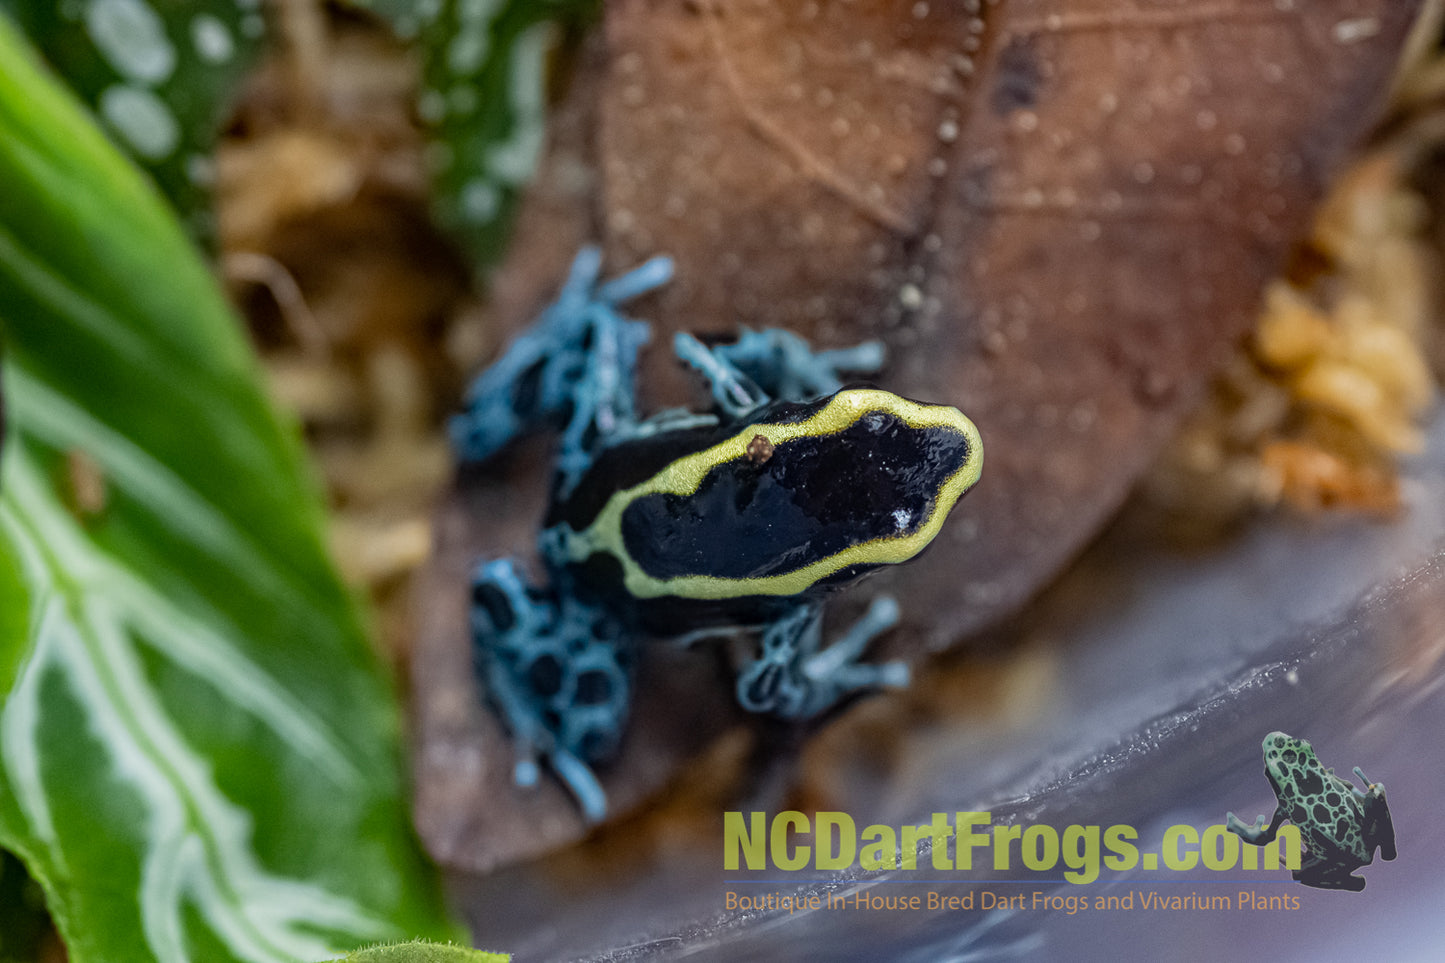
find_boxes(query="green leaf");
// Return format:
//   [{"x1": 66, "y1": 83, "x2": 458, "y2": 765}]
[
  {"x1": 0, "y1": 17, "x2": 463, "y2": 963},
  {"x1": 3, "y1": 0, "x2": 598, "y2": 266},
  {"x1": 0, "y1": 0, "x2": 266, "y2": 239},
  {"x1": 326, "y1": 940, "x2": 508, "y2": 963},
  {"x1": 355, "y1": 0, "x2": 599, "y2": 264},
  {"x1": 3, "y1": 0, "x2": 598, "y2": 263}
]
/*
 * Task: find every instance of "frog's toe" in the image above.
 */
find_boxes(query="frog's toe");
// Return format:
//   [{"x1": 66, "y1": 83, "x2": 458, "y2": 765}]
[
  {"x1": 594, "y1": 253, "x2": 674, "y2": 304},
  {"x1": 737, "y1": 660, "x2": 789, "y2": 715},
  {"x1": 514, "y1": 758, "x2": 540, "y2": 788},
  {"x1": 816, "y1": 339, "x2": 887, "y2": 377},
  {"x1": 1224, "y1": 811, "x2": 1265, "y2": 840},
  {"x1": 673, "y1": 331, "x2": 764, "y2": 417},
  {"x1": 736, "y1": 597, "x2": 910, "y2": 720},
  {"x1": 870, "y1": 660, "x2": 910, "y2": 690},
  {"x1": 802, "y1": 595, "x2": 901, "y2": 680},
  {"x1": 853, "y1": 595, "x2": 900, "y2": 640},
  {"x1": 549, "y1": 748, "x2": 609, "y2": 824},
  {"x1": 708, "y1": 328, "x2": 889, "y2": 406}
]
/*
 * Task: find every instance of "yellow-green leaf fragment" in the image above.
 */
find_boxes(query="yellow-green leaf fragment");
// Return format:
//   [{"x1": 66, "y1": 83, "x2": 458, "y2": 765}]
[{"x1": 327, "y1": 939, "x2": 509, "y2": 963}]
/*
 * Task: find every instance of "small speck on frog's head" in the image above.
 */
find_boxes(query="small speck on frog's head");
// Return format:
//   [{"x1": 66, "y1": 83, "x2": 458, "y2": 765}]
[{"x1": 747, "y1": 434, "x2": 775, "y2": 465}]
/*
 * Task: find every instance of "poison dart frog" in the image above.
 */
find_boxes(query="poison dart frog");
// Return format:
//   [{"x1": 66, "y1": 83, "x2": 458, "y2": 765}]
[
  {"x1": 451, "y1": 248, "x2": 983, "y2": 821},
  {"x1": 1226, "y1": 732, "x2": 1396, "y2": 891}
]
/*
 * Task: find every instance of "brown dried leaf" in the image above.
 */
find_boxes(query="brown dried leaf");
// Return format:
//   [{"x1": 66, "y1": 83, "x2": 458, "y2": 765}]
[
  {"x1": 411, "y1": 46, "x2": 742, "y2": 872},
  {"x1": 600, "y1": 0, "x2": 1424, "y2": 647},
  {"x1": 413, "y1": 1, "x2": 1423, "y2": 868}
]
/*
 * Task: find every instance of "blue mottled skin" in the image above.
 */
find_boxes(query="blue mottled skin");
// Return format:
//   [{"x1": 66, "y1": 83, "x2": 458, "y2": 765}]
[{"x1": 452, "y1": 249, "x2": 920, "y2": 821}]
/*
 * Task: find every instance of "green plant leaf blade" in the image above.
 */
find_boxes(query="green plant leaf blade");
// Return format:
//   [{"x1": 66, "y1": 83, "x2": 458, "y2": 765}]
[
  {"x1": 326, "y1": 940, "x2": 508, "y2": 963},
  {"x1": 0, "y1": 17, "x2": 462, "y2": 963},
  {"x1": 2, "y1": 0, "x2": 597, "y2": 263},
  {"x1": 352, "y1": 0, "x2": 599, "y2": 264},
  {"x1": 0, "y1": 0, "x2": 266, "y2": 239}
]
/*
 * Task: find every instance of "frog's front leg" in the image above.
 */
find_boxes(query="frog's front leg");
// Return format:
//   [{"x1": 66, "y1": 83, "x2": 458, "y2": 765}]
[
  {"x1": 736, "y1": 597, "x2": 909, "y2": 719},
  {"x1": 673, "y1": 328, "x2": 886, "y2": 418},
  {"x1": 1226, "y1": 805, "x2": 1288, "y2": 846},
  {"x1": 469, "y1": 559, "x2": 632, "y2": 822}
]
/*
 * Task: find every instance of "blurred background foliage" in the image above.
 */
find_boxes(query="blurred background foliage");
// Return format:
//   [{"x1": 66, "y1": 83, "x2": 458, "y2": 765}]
[{"x1": 0, "y1": 0, "x2": 597, "y2": 257}]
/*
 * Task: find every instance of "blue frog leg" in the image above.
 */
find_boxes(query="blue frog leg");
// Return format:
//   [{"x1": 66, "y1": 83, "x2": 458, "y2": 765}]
[
  {"x1": 450, "y1": 247, "x2": 673, "y2": 471},
  {"x1": 736, "y1": 596, "x2": 908, "y2": 719},
  {"x1": 673, "y1": 328, "x2": 887, "y2": 418},
  {"x1": 469, "y1": 558, "x2": 632, "y2": 822}
]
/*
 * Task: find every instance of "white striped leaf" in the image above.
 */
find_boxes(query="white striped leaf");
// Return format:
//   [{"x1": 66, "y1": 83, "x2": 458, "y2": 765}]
[{"x1": 0, "y1": 18, "x2": 463, "y2": 963}]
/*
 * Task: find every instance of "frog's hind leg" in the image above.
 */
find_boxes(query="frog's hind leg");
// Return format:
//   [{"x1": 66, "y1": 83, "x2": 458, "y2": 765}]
[
  {"x1": 450, "y1": 248, "x2": 606, "y2": 462},
  {"x1": 450, "y1": 247, "x2": 672, "y2": 473},
  {"x1": 469, "y1": 559, "x2": 632, "y2": 823},
  {"x1": 736, "y1": 597, "x2": 909, "y2": 720},
  {"x1": 1226, "y1": 805, "x2": 1288, "y2": 846},
  {"x1": 674, "y1": 328, "x2": 887, "y2": 418},
  {"x1": 552, "y1": 272, "x2": 672, "y2": 492},
  {"x1": 1353, "y1": 767, "x2": 1397, "y2": 861},
  {"x1": 1294, "y1": 853, "x2": 1367, "y2": 891}
]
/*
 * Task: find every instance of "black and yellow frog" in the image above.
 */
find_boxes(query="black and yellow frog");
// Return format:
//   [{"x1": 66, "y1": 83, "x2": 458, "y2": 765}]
[{"x1": 451, "y1": 249, "x2": 982, "y2": 820}]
